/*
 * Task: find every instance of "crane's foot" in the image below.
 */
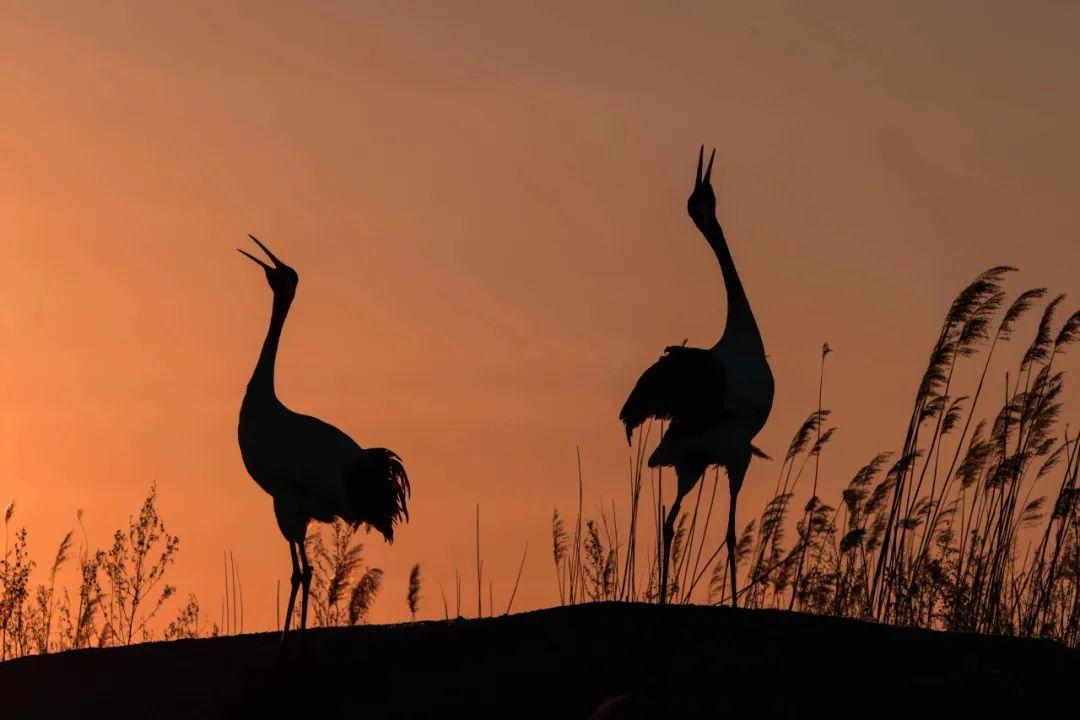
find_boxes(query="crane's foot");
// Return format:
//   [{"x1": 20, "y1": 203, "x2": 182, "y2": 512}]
[
  {"x1": 275, "y1": 630, "x2": 311, "y2": 665},
  {"x1": 273, "y1": 635, "x2": 294, "y2": 668},
  {"x1": 298, "y1": 628, "x2": 308, "y2": 656}
]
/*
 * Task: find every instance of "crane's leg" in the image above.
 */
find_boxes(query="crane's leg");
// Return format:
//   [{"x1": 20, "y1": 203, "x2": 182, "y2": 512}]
[
  {"x1": 725, "y1": 489, "x2": 739, "y2": 608},
  {"x1": 660, "y1": 492, "x2": 685, "y2": 605},
  {"x1": 298, "y1": 539, "x2": 313, "y2": 638},
  {"x1": 725, "y1": 450, "x2": 751, "y2": 608},
  {"x1": 281, "y1": 542, "x2": 301, "y2": 644}
]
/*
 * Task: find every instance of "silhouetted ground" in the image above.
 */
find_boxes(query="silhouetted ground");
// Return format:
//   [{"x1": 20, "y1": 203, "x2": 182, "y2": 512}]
[{"x1": 0, "y1": 603, "x2": 1075, "y2": 718}]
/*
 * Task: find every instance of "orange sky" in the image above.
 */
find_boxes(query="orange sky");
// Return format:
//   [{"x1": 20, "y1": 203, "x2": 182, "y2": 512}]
[{"x1": 1, "y1": 1, "x2": 1078, "y2": 629}]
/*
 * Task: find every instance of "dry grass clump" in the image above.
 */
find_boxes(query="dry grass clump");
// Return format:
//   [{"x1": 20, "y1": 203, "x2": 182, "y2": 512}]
[
  {"x1": 301, "y1": 518, "x2": 384, "y2": 629},
  {"x1": 164, "y1": 594, "x2": 203, "y2": 641},
  {"x1": 100, "y1": 484, "x2": 180, "y2": 646},
  {"x1": 2, "y1": 495, "x2": 403, "y2": 659},
  {"x1": 554, "y1": 267, "x2": 1080, "y2": 647},
  {"x1": 1, "y1": 486, "x2": 200, "y2": 660}
]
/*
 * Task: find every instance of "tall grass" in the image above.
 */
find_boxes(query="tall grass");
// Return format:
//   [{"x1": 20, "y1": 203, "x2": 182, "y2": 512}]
[
  {"x1": 407, "y1": 563, "x2": 422, "y2": 620},
  {"x1": 438, "y1": 501, "x2": 528, "y2": 620},
  {"x1": 1, "y1": 486, "x2": 201, "y2": 659},
  {"x1": 554, "y1": 267, "x2": 1080, "y2": 647},
  {"x1": 1, "y1": 486, "x2": 403, "y2": 658},
  {"x1": 301, "y1": 518, "x2": 384, "y2": 628}
]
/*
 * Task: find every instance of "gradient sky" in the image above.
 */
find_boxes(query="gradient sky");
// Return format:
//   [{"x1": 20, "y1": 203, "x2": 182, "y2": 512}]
[{"x1": 1, "y1": 1, "x2": 1078, "y2": 629}]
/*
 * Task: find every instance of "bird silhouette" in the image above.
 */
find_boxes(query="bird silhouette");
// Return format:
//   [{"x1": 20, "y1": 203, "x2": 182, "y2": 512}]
[
  {"x1": 620, "y1": 148, "x2": 774, "y2": 606},
  {"x1": 236, "y1": 236, "x2": 410, "y2": 642}
]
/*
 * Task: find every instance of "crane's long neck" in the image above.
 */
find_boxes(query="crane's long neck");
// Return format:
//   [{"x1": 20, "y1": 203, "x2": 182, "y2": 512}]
[
  {"x1": 248, "y1": 291, "x2": 293, "y2": 400},
  {"x1": 703, "y1": 220, "x2": 764, "y2": 353}
]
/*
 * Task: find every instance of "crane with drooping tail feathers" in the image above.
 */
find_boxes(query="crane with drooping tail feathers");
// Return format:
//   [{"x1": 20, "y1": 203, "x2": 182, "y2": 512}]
[
  {"x1": 620, "y1": 148, "x2": 773, "y2": 606},
  {"x1": 236, "y1": 235, "x2": 410, "y2": 643}
]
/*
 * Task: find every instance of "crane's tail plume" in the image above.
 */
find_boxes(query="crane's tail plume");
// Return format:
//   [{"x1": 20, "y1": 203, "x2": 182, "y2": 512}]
[{"x1": 345, "y1": 448, "x2": 411, "y2": 543}]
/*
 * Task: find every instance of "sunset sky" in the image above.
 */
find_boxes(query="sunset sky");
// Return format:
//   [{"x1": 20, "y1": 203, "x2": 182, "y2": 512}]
[{"x1": 1, "y1": 1, "x2": 1078, "y2": 629}]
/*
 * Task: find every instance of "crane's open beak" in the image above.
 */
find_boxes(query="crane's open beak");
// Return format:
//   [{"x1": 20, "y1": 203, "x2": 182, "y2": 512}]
[{"x1": 237, "y1": 235, "x2": 282, "y2": 270}]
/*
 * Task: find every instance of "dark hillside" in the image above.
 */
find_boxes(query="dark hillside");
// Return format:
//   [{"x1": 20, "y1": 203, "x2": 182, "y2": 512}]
[{"x1": 0, "y1": 603, "x2": 1074, "y2": 718}]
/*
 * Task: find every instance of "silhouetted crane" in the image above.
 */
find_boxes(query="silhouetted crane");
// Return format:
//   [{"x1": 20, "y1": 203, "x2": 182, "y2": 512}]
[
  {"x1": 620, "y1": 149, "x2": 773, "y2": 606},
  {"x1": 237, "y1": 236, "x2": 410, "y2": 642}
]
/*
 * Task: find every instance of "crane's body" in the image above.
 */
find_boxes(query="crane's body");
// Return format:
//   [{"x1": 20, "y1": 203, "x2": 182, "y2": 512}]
[
  {"x1": 645, "y1": 342, "x2": 772, "y2": 471},
  {"x1": 236, "y1": 236, "x2": 409, "y2": 642},
  {"x1": 240, "y1": 398, "x2": 365, "y2": 526},
  {"x1": 621, "y1": 149, "x2": 773, "y2": 605}
]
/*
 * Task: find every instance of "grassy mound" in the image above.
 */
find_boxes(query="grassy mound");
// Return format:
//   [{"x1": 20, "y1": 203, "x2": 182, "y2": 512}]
[{"x1": 0, "y1": 602, "x2": 1074, "y2": 718}]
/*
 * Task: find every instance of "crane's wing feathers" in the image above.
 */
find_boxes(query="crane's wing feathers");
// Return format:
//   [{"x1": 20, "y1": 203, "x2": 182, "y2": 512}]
[{"x1": 619, "y1": 346, "x2": 726, "y2": 443}]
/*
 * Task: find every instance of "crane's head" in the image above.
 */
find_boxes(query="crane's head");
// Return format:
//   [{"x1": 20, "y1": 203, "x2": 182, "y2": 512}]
[{"x1": 238, "y1": 235, "x2": 298, "y2": 300}]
